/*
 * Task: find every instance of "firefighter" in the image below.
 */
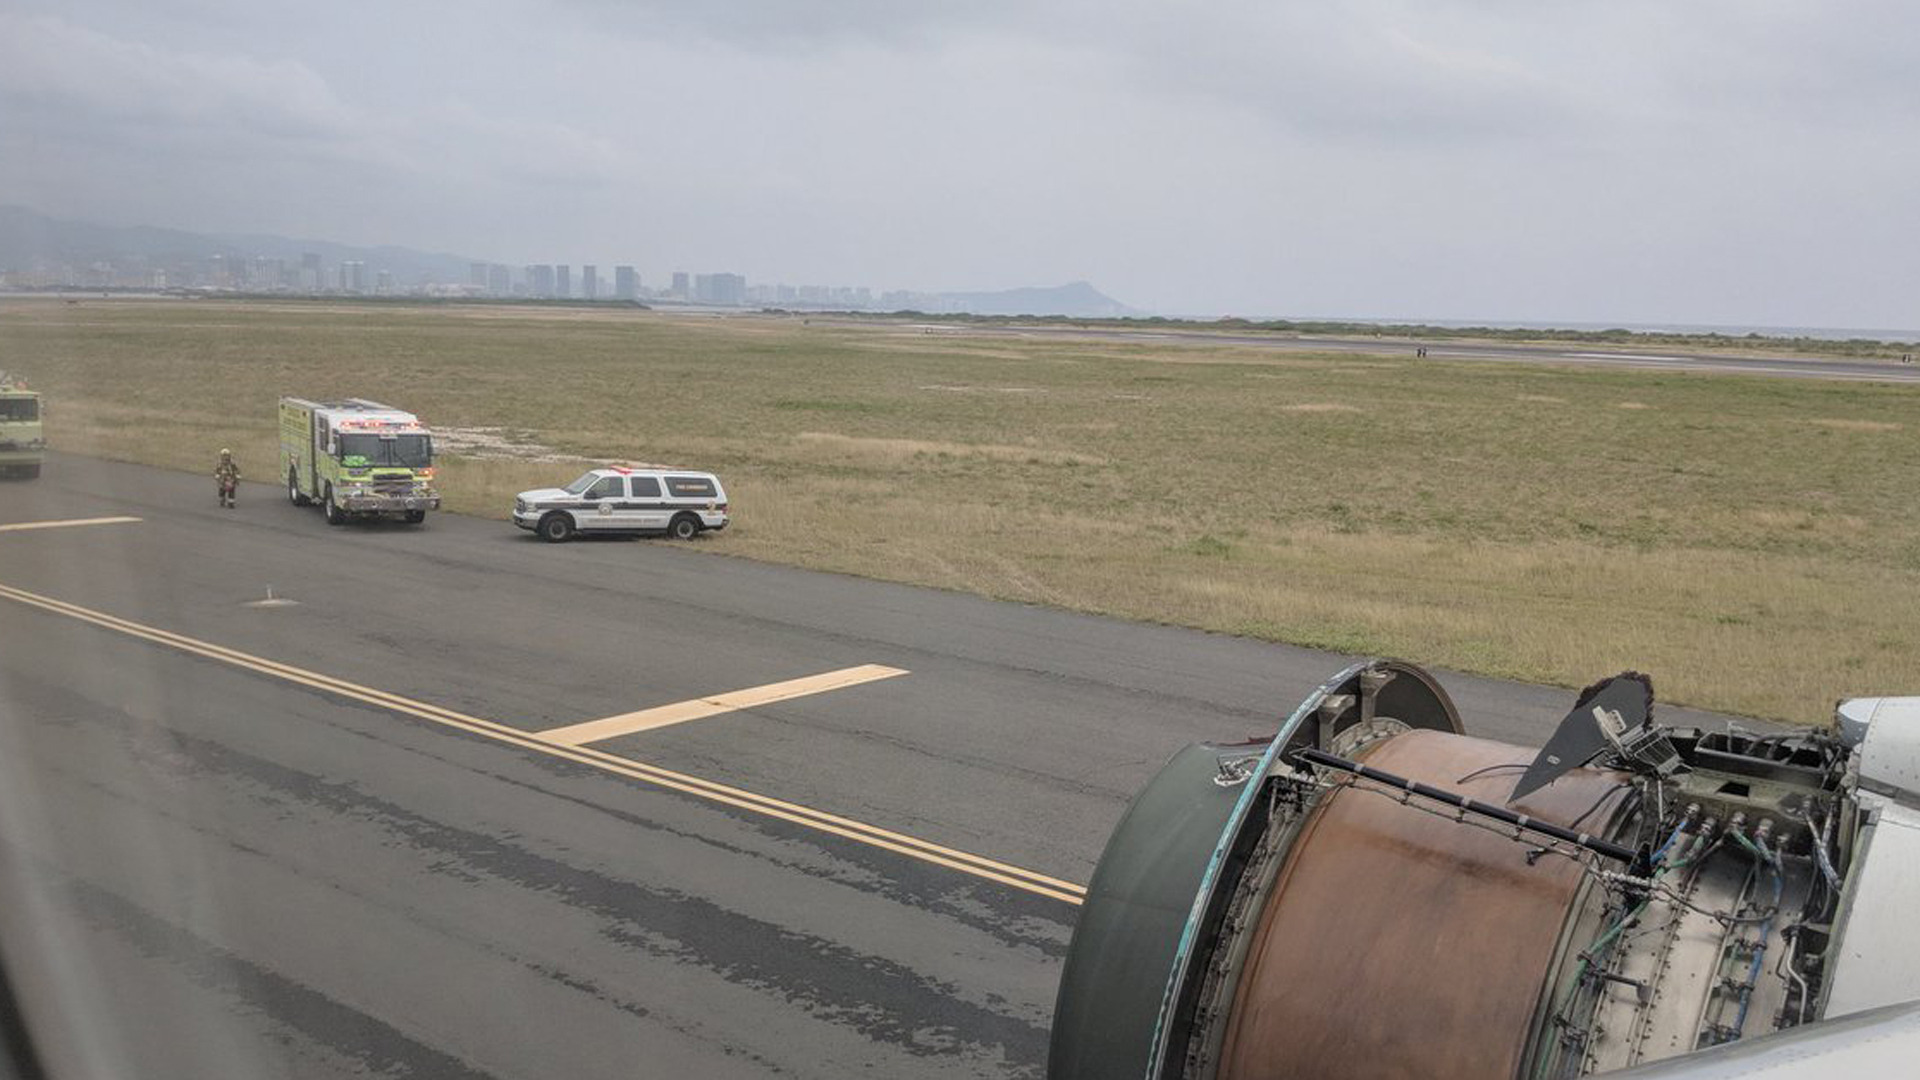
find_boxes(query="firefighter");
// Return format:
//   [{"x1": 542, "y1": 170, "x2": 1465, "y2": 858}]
[{"x1": 215, "y1": 448, "x2": 241, "y2": 508}]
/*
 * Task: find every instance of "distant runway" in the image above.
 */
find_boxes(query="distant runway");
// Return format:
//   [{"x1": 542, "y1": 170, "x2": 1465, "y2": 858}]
[{"x1": 806, "y1": 317, "x2": 1920, "y2": 385}]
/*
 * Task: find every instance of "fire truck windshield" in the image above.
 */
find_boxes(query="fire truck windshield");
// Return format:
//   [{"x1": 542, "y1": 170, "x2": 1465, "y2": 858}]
[{"x1": 338, "y1": 433, "x2": 431, "y2": 468}]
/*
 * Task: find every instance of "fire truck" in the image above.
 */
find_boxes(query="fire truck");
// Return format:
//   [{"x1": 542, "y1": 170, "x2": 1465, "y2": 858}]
[
  {"x1": 279, "y1": 398, "x2": 441, "y2": 525},
  {"x1": 0, "y1": 373, "x2": 43, "y2": 479}
]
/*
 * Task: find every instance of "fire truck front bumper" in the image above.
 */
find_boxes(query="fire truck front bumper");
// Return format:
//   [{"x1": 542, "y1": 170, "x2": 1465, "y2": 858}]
[{"x1": 338, "y1": 492, "x2": 441, "y2": 513}]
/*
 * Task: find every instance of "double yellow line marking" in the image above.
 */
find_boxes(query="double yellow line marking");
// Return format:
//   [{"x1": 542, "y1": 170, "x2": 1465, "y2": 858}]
[{"x1": 0, "y1": 581, "x2": 1085, "y2": 905}]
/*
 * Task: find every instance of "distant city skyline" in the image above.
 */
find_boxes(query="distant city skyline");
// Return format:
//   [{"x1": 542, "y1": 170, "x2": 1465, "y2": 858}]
[
  {"x1": 7, "y1": 201, "x2": 1920, "y2": 333},
  {"x1": 8, "y1": 207, "x2": 1920, "y2": 335},
  {"x1": 6, "y1": 217, "x2": 1918, "y2": 336},
  {"x1": 0, "y1": 208, "x2": 1089, "y2": 314}
]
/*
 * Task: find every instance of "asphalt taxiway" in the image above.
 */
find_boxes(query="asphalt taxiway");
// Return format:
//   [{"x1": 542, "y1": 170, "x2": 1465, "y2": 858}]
[{"x1": 0, "y1": 455, "x2": 1744, "y2": 1078}]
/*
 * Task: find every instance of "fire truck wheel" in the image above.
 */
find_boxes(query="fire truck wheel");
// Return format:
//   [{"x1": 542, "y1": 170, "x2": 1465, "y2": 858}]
[
  {"x1": 404, "y1": 510, "x2": 426, "y2": 524},
  {"x1": 323, "y1": 485, "x2": 345, "y2": 526},
  {"x1": 288, "y1": 470, "x2": 309, "y2": 506}
]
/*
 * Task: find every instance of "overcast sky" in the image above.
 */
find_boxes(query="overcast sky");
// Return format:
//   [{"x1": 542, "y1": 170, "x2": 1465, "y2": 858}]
[{"x1": 2, "y1": 1, "x2": 1915, "y2": 326}]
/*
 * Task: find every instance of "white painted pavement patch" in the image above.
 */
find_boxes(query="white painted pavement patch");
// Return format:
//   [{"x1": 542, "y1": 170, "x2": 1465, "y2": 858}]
[
  {"x1": 244, "y1": 586, "x2": 300, "y2": 608},
  {"x1": 0, "y1": 516, "x2": 142, "y2": 534}
]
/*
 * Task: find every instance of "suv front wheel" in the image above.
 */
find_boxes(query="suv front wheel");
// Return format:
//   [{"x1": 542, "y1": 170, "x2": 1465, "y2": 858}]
[{"x1": 539, "y1": 512, "x2": 575, "y2": 543}]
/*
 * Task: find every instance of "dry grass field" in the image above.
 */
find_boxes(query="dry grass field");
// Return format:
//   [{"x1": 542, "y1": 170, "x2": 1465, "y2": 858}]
[{"x1": 4, "y1": 297, "x2": 1916, "y2": 722}]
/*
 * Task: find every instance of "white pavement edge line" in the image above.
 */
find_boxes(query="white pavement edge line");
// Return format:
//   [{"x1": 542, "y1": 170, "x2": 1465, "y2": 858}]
[{"x1": 0, "y1": 516, "x2": 143, "y2": 534}]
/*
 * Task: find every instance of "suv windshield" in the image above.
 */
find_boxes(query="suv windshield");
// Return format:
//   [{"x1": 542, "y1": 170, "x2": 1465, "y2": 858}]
[
  {"x1": 338, "y1": 433, "x2": 431, "y2": 468},
  {"x1": 563, "y1": 472, "x2": 599, "y2": 495}
]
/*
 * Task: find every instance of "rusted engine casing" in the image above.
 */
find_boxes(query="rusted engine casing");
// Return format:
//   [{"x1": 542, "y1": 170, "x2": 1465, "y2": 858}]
[{"x1": 1212, "y1": 731, "x2": 1624, "y2": 1080}]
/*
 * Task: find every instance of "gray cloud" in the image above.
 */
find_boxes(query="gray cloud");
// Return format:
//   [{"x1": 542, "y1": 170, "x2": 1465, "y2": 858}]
[
  {"x1": 560, "y1": 0, "x2": 1028, "y2": 47},
  {"x1": 0, "y1": 15, "x2": 354, "y2": 146},
  {"x1": 1, "y1": 0, "x2": 1915, "y2": 326}
]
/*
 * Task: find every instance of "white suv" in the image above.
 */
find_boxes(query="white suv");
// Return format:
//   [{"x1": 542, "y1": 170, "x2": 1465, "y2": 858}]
[{"x1": 513, "y1": 466, "x2": 730, "y2": 543}]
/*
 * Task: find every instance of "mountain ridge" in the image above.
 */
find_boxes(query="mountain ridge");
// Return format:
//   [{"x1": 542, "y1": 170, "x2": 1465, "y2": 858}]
[
  {"x1": 0, "y1": 206, "x2": 1137, "y2": 314},
  {"x1": 923, "y1": 280, "x2": 1137, "y2": 317},
  {"x1": 0, "y1": 205, "x2": 476, "y2": 284}
]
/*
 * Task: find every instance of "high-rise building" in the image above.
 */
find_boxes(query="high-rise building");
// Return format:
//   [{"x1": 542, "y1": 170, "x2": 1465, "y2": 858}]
[
  {"x1": 249, "y1": 256, "x2": 284, "y2": 291},
  {"x1": 555, "y1": 265, "x2": 571, "y2": 299},
  {"x1": 671, "y1": 271, "x2": 690, "y2": 299},
  {"x1": 300, "y1": 252, "x2": 322, "y2": 292},
  {"x1": 581, "y1": 265, "x2": 598, "y2": 300},
  {"x1": 487, "y1": 264, "x2": 511, "y2": 296},
  {"x1": 470, "y1": 262, "x2": 489, "y2": 290},
  {"x1": 341, "y1": 260, "x2": 367, "y2": 293},
  {"x1": 614, "y1": 265, "x2": 638, "y2": 300},
  {"x1": 695, "y1": 272, "x2": 746, "y2": 305},
  {"x1": 527, "y1": 265, "x2": 555, "y2": 297}
]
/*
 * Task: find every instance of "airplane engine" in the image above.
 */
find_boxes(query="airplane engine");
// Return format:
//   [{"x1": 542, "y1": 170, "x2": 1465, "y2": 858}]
[{"x1": 1050, "y1": 660, "x2": 1920, "y2": 1079}]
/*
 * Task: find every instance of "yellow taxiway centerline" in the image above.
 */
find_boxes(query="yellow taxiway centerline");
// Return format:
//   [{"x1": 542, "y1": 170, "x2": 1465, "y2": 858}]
[
  {"x1": 538, "y1": 664, "x2": 910, "y2": 746},
  {"x1": 0, "y1": 581, "x2": 1085, "y2": 905},
  {"x1": 0, "y1": 516, "x2": 142, "y2": 534}
]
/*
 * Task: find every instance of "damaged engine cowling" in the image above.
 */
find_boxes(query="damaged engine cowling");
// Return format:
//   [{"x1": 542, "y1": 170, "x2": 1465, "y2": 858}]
[{"x1": 1050, "y1": 660, "x2": 1920, "y2": 1079}]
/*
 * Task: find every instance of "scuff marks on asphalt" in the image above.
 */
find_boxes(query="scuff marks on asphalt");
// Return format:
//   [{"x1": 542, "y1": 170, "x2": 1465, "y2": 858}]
[
  {"x1": 23, "y1": 753, "x2": 799, "y2": 1078},
  {"x1": 167, "y1": 730, "x2": 1052, "y2": 1074},
  {"x1": 62, "y1": 874, "x2": 502, "y2": 1079},
  {"x1": 298, "y1": 701, "x2": 1075, "y2": 959},
  {"x1": 136, "y1": 640, "x2": 1081, "y2": 958},
  {"x1": 468, "y1": 762, "x2": 1072, "y2": 959}
]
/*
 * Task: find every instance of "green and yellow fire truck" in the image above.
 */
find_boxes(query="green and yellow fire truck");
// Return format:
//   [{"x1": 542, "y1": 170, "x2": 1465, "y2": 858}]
[
  {"x1": 279, "y1": 397, "x2": 441, "y2": 525},
  {"x1": 0, "y1": 373, "x2": 44, "y2": 480}
]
